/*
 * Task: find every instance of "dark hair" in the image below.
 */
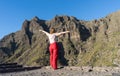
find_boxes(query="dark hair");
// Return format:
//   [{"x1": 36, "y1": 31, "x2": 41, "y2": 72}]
[{"x1": 50, "y1": 28, "x2": 55, "y2": 34}]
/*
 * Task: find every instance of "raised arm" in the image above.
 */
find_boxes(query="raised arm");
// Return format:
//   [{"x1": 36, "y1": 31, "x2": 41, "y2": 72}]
[
  {"x1": 39, "y1": 30, "x2": 50, "y2": 36},
  {"x1": 55, "y1": 31, "x2": 70, "y2": 36}
]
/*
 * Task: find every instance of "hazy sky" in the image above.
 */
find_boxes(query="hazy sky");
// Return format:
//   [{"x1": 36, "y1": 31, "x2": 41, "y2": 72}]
[{"x1": 0, "y1": 0, "x2": 120, "y2": 39}]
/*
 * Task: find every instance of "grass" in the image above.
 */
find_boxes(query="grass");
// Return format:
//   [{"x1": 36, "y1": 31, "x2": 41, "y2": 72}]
[{"x1": 77, "y1": 38, "x2": 119, "y2": 67}]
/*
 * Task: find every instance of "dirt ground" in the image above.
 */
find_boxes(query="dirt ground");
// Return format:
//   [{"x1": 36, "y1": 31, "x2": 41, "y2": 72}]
[{"x1": 1, "y1": 66, "x2": 120, "y2": 76}]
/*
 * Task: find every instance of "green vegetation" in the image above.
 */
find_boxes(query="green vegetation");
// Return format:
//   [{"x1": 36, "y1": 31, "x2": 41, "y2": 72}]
[{"x1": 77, "y1": 33, "x2": 119, "y2": 67}]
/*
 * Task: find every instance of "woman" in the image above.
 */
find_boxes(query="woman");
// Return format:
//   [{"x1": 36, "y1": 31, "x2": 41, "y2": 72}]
[{"x1": 39, "y1": 28, "x2": 70, "y2": 70}]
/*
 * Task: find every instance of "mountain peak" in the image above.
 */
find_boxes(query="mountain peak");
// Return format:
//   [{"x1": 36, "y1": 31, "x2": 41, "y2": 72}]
[
  {"x1": 106, "y1": 10, "x2": 120, "y2": 18},
  {"x1": 51, "y1": 15, "x2": 79, "y2": 23},
  {"x1": 31, "y1": 16, "x2": 40, "y2": 21}
]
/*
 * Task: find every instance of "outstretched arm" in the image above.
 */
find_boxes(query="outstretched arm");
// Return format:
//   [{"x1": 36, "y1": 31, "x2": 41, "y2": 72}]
[
  {"x1": 39, "y1": 30, "x2": 50, "y2": 36},
  {"x1": 55, "y1": 31, "x2": 70, "y2": 36}
]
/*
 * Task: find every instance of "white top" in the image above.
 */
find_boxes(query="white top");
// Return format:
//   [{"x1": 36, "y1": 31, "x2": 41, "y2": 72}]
[
  {"x1": 39, "y1": 30, "x2": 69, "y2": 44},
  {"x1": 47, "y1": 34, "x2": 56, "y2": 44}
]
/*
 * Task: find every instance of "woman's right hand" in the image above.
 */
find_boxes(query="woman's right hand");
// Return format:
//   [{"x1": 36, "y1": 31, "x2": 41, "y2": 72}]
[{"x1": 66, "y1": 31, "x2": 70, "y2": 33}]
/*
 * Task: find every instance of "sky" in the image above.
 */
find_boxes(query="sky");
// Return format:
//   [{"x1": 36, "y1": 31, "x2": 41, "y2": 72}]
[{"x1": 0, "y1": 0, "x2": 120, "y2": 39}]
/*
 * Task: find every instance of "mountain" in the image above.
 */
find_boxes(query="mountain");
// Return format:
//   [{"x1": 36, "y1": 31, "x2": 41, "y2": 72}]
[{"x1": 0, "y1": 11, "x2": 120, "y2": 67}]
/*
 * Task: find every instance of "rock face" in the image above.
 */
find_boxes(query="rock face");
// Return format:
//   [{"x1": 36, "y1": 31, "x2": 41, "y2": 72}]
[{"x1": 0, "y1": 11, "x2": 120, "y2": 67}]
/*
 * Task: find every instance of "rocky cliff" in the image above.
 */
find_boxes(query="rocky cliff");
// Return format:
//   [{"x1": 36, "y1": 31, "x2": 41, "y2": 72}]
[{"x1": 0, "y1": 11, "x2": 120, "y2": 67}]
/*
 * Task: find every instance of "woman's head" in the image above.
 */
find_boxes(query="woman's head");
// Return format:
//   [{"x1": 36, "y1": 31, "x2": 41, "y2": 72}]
[{"x1": 50, "y1": 28, "x2": 55, "y2": 34}]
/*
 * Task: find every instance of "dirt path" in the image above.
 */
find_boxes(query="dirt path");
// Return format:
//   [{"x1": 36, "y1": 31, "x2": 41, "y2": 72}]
[{"x1": 1, "y1": 66, "x2": 120, "y2": 76}]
